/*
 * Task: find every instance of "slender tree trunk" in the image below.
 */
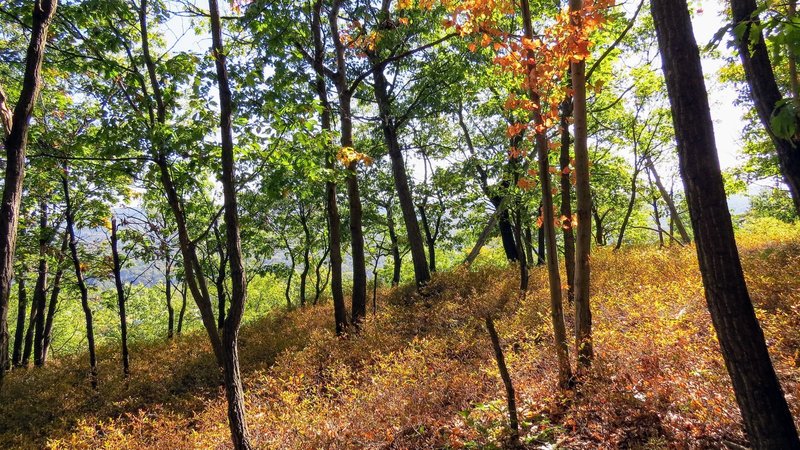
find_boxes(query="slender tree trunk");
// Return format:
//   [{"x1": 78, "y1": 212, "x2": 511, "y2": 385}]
[
  {"x1": 214, "y1": 223, "x2": 227, "y2": 330},
  {"x1": 486, "y1": 316, "x2": 520, "y2": 448},
  {"x1": 0, "y1": 0, "x2": 58, "y2": 377},
  {"x1": 308, "y1": 3, "x2": 346, "y2": 331},
  {"x1": 208, "y1": 0, "x2": 252, "y2": 446},
  {"x1": 166, "y1": 262, "x2": 174, "y2": 339},
  {"x1": 652, "y1": 197, "x2": 665, "y2": 247},
  {"x1": 615, "y1": 167, "x2": 640, "y2": 250},
  {"x1": 512, "y1": 206, "x2": 529, "y2": 291},
  {"x1": 652, "y1": 0, "x2": 800, "y2": 446},
  {"x1": 32, "y1": 201, "x2": 48, "y2": 366},
  {"x1": 387, "y1": 206, "x2": 402, "y2": 286},
  {"x1": 521, "y1": 0, "x2": 573, "y2": 388},
  {"x1": 21, "y1": 289, "x2": 36, "y2": 367},
  {"x1": 110, "y1": 218, "x2": 130, "y2": 378},
  {"x1": 62, "y1": 171, "x2": 97, "y2": 389},
  {"x1": 369, "y1": 60, "x2": 431, "y2": 286},
  {"x1": 299, "y1": 208, "x2": 311, "y2": 307},
  {"x1": 140, "y1": 0, "x2": 223, "y2": 365},
  {"x1": 645, "y1": 155, "x2": 690, "y2": 243},
  {"x1": 328, "y1": 1, "x2": 367, "y2": 328},
  {"x1": 418, "y1": 204, "x2": 437, "y2": 273},
  {"x1": 524, "y1": 225, "x2": 535, "y2": 265},
  {"x1": 12, "y1": 270, "x2": 26, "y2": 368},
  {"x1": 559, "y1": 98, "x2": 576, "y2": 304},
  {"x1": 177, "y1": 281, "x2": 187, "y2": 335},
  {"x1": 569, "y1": 0, "x2": 593, "y2": 371},
  {"x1": 42, "y1": 231, "x2": 67, "y2": 363},
  {"x1": 730, "y1": 0, "x2": 800, "y2": 214},
  {"x1": 537, "y1": 215, "x2": 545, "y2": 266}
]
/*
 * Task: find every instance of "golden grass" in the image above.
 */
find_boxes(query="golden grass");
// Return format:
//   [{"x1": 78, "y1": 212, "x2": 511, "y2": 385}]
[{"x1": 1, "y1": 225, "x2": 799, "y2": 449}]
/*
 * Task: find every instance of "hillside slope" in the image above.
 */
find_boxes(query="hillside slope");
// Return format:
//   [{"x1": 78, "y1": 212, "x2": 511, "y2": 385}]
[{"x1": 1, "y1": 226, "x2": 799, "y2": 449}]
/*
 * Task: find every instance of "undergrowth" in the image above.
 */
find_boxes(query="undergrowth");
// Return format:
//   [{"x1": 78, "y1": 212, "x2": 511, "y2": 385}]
[{"x1": 1, "y1": 222, "x2": 799, "y2": 449}]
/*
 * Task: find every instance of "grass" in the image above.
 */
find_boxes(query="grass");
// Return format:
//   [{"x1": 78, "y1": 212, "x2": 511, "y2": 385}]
[{"x1": 1, "y1": 222, "x2": 799, "y2": 449}]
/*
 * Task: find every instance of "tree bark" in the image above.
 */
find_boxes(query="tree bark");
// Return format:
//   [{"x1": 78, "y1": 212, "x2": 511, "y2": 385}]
[
  {"x1": 730, "y1": 0, "x2": 800, "y2": 214},
  {"x1": 309, "y1": 0, "x2": 347, "y2": 333},
  {"x1": 645, "y1": 154, "x2": 690, "y2": 243},
  {"x1": 569, "y1": 0, "x2": 593, "y2": 371},
  {"x1": 0, "y1": 0, "x2": 58, "y2": 377},
  {"x1": 12, "y1": 270, "x2": 26, "y2": 368},
  {"x1": 21, "y1": 286, "x2": 37, "y2": 367},
  {"x1": 387, "y1": 206, "x2": 402, "y2": 286},
  {"x1": 111, "y1": 218, "x2": 130, "y2": 378},
  {"x1": 62, "y1": 170, "x2": 97, "y2": 389},
  {"x1": 486, "y1": 316, "x2": 520, "y2": 447},
  {"x1": 652, "y1": 0, "x2": 800, "y2": 446},
  {"x1": 32, "y1": 200, "x2": 48, "y2": 366},
  {"x1": 42, "y1": 231, "x2": 67, "y2": 363},
  {"x1": 165, "y1": 261, "x2": 174, "y2": 339},
  {"x1": 559, "y1": 98, "x2": 576, "y2": 304},
  {"x1": 521, "y1": 0, "x2": 573, "y2": 388},
  {"x1": 208, "y1": 0, "x2": 252, "y2": 446},
  {"x1": 328, "y1": 0, "x2": 367, "y2": 328},
  {"x1": 369, "y1": 61, "x2": 431, "y2": 286}
]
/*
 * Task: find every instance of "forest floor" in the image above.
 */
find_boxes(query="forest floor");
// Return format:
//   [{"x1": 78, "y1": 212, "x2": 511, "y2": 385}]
[{"x1": 1, "y1": 223, "x2": 799, "y2": 449}]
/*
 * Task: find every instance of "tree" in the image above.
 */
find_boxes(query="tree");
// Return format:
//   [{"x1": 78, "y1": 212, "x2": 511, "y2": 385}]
[
  {"x1": 0, "y1": 0, "x2": 58, "y2": 376},
  {"x1": 651, "y1": 0, "x2": 800, "y2": 446}
]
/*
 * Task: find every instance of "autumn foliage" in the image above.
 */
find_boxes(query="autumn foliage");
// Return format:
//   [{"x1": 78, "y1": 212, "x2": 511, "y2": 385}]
[{"x1": 0, "y1": 222, "x2": 798, "y2": 449}]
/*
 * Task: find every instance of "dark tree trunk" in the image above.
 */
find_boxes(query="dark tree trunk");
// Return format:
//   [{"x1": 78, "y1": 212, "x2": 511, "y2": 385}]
[
  {"x1": 62, "y1": 171, "x2": 97, "y2": 389},
  {"x1": 208, "y1": 0, "x2": 252, "y2": 446},
  {"x1": 645, "y1": 155, "x2": 690, "y2": 243},
  {"x1": 111, "y1": 218, "x2": 130, "y2": 378},
  {"x1": 652, "y1": 0, "x2": 800, "y2": 446},
  {"x1": 299, "y1": 206, "x2": 311, "y2": 307},
  {"x1": 521, "y1": 0, "x2": 573, "y2": 388},
  {"x1": 214, "y1": 223, "x2": 227, "y2": 330},
  {"x1": 730, "y1": 0, "x2": 800, "y2": 214},
  {"x1": 328, "y1": 1, "x2": 367, "y2": 328},
  {"x1": 387, "y1": 207, "x2": 402, "y2": 286},
  {"x1": 486, "y1": 316, "x2": 520, "y2": 447},
  {"x1": 369, "y1": 60, "x2": 430, "y2": 286},
  {"x1": 559, "y1": 98, "x2": 576, "y2": 304},
  {"x1": 313, "y1": 244, "x2": 330, "y2": 305},
  {"x1": 512, "y1": 206, "x2": 529, "y2": 291},
  {"x1": 139, "y1": 0, "x2": 222, "y2": 365},
  {"x1": 0, "y1": 0, "x2": 58, "y2": 377},
  {"x1": 418, "y1": 204, "x2": 437, "y2": 273},
  {"x1": 42, "y1": 231, "x2": 67, "y2": 363},
  {"x1": 21, "y1": 289, "x2": 36, "y2": 367},
  {"x1": 32, "y1": 201, "x2": 48, "y2": 366},
  {"x1": 536, "y1": 216, "x2": 545, "y2": 266},
  {"x1": 311, "y1": 0, "x2": 347, "y2": 330},
  {"x1": 615, "y1": 167, "x2": 640, "y2": 250},
  {"x1": 569, "y1": 0, "x2": 593, "y2": 371},
  {"x1": 177, "y1": 280, "x2": 187, "y2": 335},
  {"x1": 12, "y1": 271, "x2": 26, "y2": 368},
  {"x1": 308, "y1": 0, "x2": 346, "y2": 332},
  {"x1": 166, "y1": 263, "x2": 174, "y2": 339}
]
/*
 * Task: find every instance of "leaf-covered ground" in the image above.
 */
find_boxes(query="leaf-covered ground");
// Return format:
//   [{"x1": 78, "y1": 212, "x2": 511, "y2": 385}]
[{"x1": 1, "y1": 223, "x2": 799, "y2": 449}]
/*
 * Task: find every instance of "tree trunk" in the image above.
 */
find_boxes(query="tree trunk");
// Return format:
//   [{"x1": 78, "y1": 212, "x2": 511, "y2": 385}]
[
  {"x1": 521, "y1": 0, "x2": 573, "y2": 388},
  {"x1": 730, "y1": 0, "x2": 800, "y2": 214},
  {"x1": 652, "y1": 0, "x2": 800, "y2": 446},
  {"x1": 537, "y1": 215, "x2": 545, "y2": 266},
  {"x1": 21, "y1": 288, "x2": 37, "y2": 367},
  {"x1": 12, "y1": 270, "x2": 26, "y2": 368},
  {"x1": 486, "y1": 316, "x2": 520, "y2": 447},
  {"x1": 512, "y1": 206, "x2": 529, "y2": 291},
  {"x1": 42, "y1": 231, "x2": 67, "y2": 363},
  {"x1": 62, "y1": 170, "x2": 97, "y2": 389},
  {"x1": 328, "y1": 2, "x2": 367, "y2": 328},
  {"x1": 111, "y1": 218, "x2": 130, "y2": 378},
  {"x1": 309, "y1": 1, "x2": 346, "y2": 331},
  {"x1": 177, "y1": 280, "x2": 187, "y2": 335},
  {"x1": 166, "y1": 262, "x2": 174, "y2": 339},
  {"x1": 369, "y1": 60, "x2": 431, "y2": 286},
  {"x1": 140, "y1": 0, "x2": 223, "y2": 365},
  {"x1": 214, "y1": 223, "x2": 227, "y2": 330},
  {"x1": 387, "y1": 207, "x2": 402, "y2": 286},
  {"x1": 0, "y1": 0, "x2": 58, "y2": 377},
  {"x1": 559, "y1": 98, "x2": 576, "y2": 304},
  {"x1": 313, "y1": 244, "x2": 330, "y2": 305},
  {"x1": 615, "y1": 167, "x2": 640, "y2": 250},
  {"x1": 645, "y1": 154, "x2": 690, "y2": 243},
  {"x1": 32, "y1": 200, "x2": 48, "y2": 366},
  {"x1": 569, "y1": 0, "x2": 593, "y2": 371},
  {"x1": 299, "y1": 206, "x2": 311, "y2": 307},
  {"x1": 418, "y1": 204, "x2": 437, "y2": 273},
  {"x1": 208, "y1": 0, "x2": 252, "y2": 446}
]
